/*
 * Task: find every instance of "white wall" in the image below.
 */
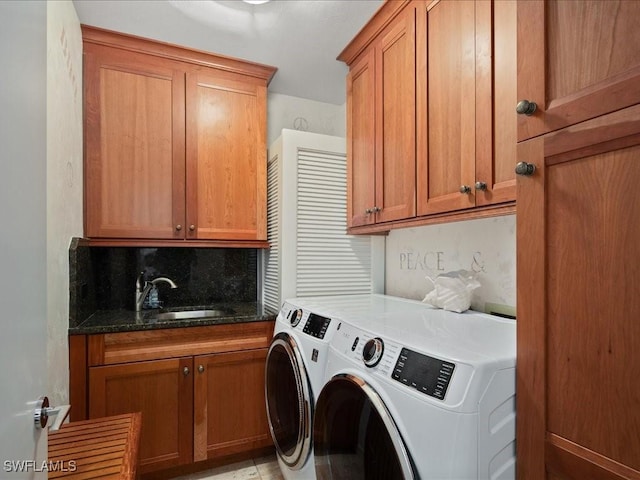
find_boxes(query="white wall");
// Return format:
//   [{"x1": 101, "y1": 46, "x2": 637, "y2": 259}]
[
  {"x1": 385, "y1": 215, "x2": 516, "y2": 313},
  {"x1": 47, "y1": 0, "x2": 84, "y2": 407},
  {"x1": 267, "y1": 93, "x2": 345, "y2": 147}
]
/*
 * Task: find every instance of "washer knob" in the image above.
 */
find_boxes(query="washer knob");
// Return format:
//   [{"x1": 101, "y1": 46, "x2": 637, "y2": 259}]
[
  {"x1": 362, "y1": 337, "x2": 384, "y2": 368},
  {"x1": 290, "y1": 309, "x2": 303, "y2": 327}
]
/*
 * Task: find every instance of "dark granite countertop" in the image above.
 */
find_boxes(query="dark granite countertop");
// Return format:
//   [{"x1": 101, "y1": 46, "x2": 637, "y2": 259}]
[{"x1": 69, "y1": 302, "x2": 277, "y2": 335}]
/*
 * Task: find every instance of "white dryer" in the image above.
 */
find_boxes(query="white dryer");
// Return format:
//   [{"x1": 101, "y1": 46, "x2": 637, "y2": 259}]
[
  {"x1": 265, "y1": 299, "x2": 341, "y2": 480},
  {"x1": 308, "y1": 294, "x2": 517, "y2": 480}
]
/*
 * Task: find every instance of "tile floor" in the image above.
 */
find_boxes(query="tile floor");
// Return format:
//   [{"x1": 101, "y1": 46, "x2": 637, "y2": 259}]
[{"x1": 169, "y1": 455, "x2": 284, "y2": 480}]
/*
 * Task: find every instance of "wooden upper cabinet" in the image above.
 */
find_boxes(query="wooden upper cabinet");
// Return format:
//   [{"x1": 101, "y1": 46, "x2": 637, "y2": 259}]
[
  {"x1": 84, "y1": 45, "x2": 186, "y2": 239},
  {"x1": 343, "y1": 3, "x2": 416, "y2": 228},
  {"x1": 417, "y1": 0, "x2": 516, "y2": 216},
  {"x1": 347, "y1": 50, "x2": 376, "y2": 228},
  {"x1": 82, "y1": 26, "x2": 276, "y2": 246},
  {"x1": 186, "y1": 72, "x2": 267, "y2": 241},
  {"x1": 517, "y1": 0, "x2": 640, "y2": 141},
  {"x1": 375, "y1": 7, "x2": 416, "y2": 224},
  {"x1": 342, "y1": 0, "x2": 516, "y2": 233}
]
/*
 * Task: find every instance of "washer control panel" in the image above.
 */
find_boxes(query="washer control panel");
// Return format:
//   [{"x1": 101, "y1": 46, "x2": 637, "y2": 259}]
[{"x1": 392, "y1": 348, "x2": 455, "y2": 400}]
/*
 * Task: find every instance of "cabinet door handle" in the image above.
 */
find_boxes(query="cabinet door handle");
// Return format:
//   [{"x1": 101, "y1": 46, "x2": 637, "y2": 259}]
[
  {"x1": 189, "y1": 224, "x2": 196, "y2": 231},
  {"x1": 459, "y1": 185, "x2": 472, "y2": 194},
  {"x1": 372, "y1": 206, "x2": 381, "y2": 213},
  {"x1": 516, "y1": 99, "x2": 537, "y2": 116},
  {"x1": 198, "y1": 365, "x2": 205, "y2": 373},
  {"x1": 475, "y1": 181, "x2": 487, "y2": 191},
  {"x1": 365, "y1": 208, "x2": 372, "y2": 214},
  {"x1": 175, "y1": 224, "x2": 182, "y2": 231},
  {"x1": 515, "y1": 162, "x2": 537, "y2": 176},
  {"x1": 183, "y1": 366, "x2": 190, "y2": 376}
]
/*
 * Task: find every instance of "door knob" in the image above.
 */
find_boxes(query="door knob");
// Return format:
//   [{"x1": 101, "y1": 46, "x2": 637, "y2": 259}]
[
  {"x1": 459, "y1": 185, "x2": 472, "y2": 194},
  {"x1": 183, "y1": 366, "x2": 190, "y2": 376},
  {"x1": 198, "y1": 365, "x2": 205, "y2": 373},
  {"x1": 475, "y1": 181, "x2": 487, "y2": 191},
  {"x1": 515, "y1": 162, "x2": 536, "y2": 176},
  {"x1": 516, "y1": 100, "x2": 537, "y2": 116},
  {"x1": 189, "y1": 224, "x2": 196, "y2": 231},
  {"x1": 175, "y1": 224, "x2": 182, "y2": 231}
]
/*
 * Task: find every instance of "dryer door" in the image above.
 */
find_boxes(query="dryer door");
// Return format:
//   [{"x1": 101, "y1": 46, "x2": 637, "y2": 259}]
[
  {"x1": 313, "y1": 374, "x2": 415, "y2": 480},
  {"x1": 265, "y1": 332, "x2": 313, "y2": 469}
]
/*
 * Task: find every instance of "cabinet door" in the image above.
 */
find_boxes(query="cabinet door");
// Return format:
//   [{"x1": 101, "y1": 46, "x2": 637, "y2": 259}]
[
  {"x1": 417, "y1": 0, "x2": 476, "y2": 215},
  {"x1": 347, "y1": 50, "x2": 376, "y2": 228},
  {"x1": 516, "y1": 105, "x2": 640, "y2": 480},
  {"x1": 193, "y1": 349, "x2": 271, "y2": 461},
  {"x1": 84, "y1": 45, "x2": 186, "y2": 239},
  {"x1": 89, "y1": 357, "x2": 194, "y2": 474},
  {"x1": 186, "y1": 71, "x2": 267, "y2": 241},
  {"x1": 517, "y1": 1, "x2": 640, "y2": 141},
  {"x1": 374, "y1": 7, "x2": 416, "y2": 223},
  {"x1": 475, "y1": 0, "x2": 516, "y2": 207}
]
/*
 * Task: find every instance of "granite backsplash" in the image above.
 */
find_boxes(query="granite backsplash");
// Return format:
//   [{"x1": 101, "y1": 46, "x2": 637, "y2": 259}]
[{"x1": 69, "y1": 238, "x2": 258, "y2": 327}]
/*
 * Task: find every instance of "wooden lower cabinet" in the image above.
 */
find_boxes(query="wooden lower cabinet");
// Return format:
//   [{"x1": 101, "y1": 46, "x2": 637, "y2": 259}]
[
  {"x1": 89, "y1": 357, "x2": 194, "y2": 474},
  {"x1": 79, "y1": 321, "x2": 274, "y2": 476},
  {"x1": 194, "y1": 349, "x2": 271, "y2": 461},
  {"x1": 516, "y1": 105, "x2": 640, "y2": 479}
]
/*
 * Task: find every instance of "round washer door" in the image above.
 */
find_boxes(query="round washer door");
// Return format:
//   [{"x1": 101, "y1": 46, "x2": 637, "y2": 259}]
[
  {"x1": 313, "y1": 374, "x2": 415, "y2": 480},
  {"x1": 265, "y1": 332, "x2": 313, "y2": 469}
]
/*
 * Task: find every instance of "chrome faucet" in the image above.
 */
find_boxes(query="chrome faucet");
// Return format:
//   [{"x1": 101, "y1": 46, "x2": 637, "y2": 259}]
[{"x1": 135, "y1": 272, "x2": 178, "y2": 311}]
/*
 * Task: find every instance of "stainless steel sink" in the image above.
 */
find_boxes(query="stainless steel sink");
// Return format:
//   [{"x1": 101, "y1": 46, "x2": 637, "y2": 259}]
[{"x1": 152, "y1": 309, "x2": 234, "y2": 321}]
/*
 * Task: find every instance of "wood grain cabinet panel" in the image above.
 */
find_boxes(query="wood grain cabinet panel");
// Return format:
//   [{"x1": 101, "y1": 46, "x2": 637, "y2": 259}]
[
  {"x1": 193, "y1": 349, "x2": 271, "y2": 461},
  {"x1": 517, "y1": 0, "x2": 640, "y2": 141},
  {"x1": 516, "y1": 3, "x2": 640, "y2": 478},
  {"x1": 341, "y1": 0, "x2": 516, "y2": 233},
  {"x1": 88, "y1": 357, "x2": 194, "y2": 474},
  {"x1": 517, "y1": 105, "x2": 640, "y2": 480},
  {"x1": 417, "y1": 0, "x2": 516, "y2": 216},
  {"x1": 344, "y1": 6, "x2": 416, "y2": 228},
  {"x1": 83, "y1": 45, "x2": 185, "y2": 239},
  {"x1": 82, "y1": 26, "x2": 275, "y2": 246},
  {"x1": 186, "y1": 72, "x2": 267, "y2": 241},
  {"x1": 77, "y1": 321, "x2": 275, "y2": 476}
]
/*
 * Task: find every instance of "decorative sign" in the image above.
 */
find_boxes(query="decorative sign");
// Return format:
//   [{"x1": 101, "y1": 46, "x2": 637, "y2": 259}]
[{"x1": 385, "y1": 216, "x2": 516, "y2": 311}]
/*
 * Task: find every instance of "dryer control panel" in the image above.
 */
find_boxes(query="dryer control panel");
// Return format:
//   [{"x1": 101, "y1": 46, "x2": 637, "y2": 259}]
[
  {"x1": 303, "y1": 313, "x2": 332, "y2": 339},
  {"x1": 392, "y1": 348, "x2": 455, "y2": 400}
]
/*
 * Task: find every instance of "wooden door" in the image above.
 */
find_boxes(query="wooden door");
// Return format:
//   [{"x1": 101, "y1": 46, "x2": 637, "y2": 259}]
[
  {"x1": 516, "y1": 105, "x2": 640, "y2": 480},
  {"x1": 517, "y1": 1, "x2": 640, "y2": 142},
  {"x1": 186, "y1": 70, "x2": 267, "y2": 241},
  {"x1": 417, "y1": 0, "x2": 476, "y2": 215},
  {"x1": 374, "y1": 7, "x2": 416, "y2": 223},
  {"x1": 475, "y1": 0, "x2": 516, "y2": 207},
  {"x1": 88, "y1": 357, "x2": 194, "y2": 474},
  {"x1": 84, "y1": 45, "x2": 186, "y2": 239},
  {"x1": 193, "y1": 349, "x2": 272, "y2": 461},
  {"x1": 346, "y1": 49, "x2": 376, "y2": 228}
]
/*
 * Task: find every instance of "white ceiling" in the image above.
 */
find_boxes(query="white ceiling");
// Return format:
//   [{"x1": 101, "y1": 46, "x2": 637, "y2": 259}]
[{"x1": 72, "y1": 0, "x2": 383, "y2": 105}]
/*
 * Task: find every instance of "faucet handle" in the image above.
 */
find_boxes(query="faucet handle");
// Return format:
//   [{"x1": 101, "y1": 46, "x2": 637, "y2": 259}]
[{"x1": 136, "y1": 271, "x2": 146, "y2": 290}]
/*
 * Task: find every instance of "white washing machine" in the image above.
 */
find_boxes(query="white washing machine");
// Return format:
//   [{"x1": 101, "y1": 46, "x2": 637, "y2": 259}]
[
  {"x1": 265, "y1": 299, "x2": 341, "y2": 480},
  {"x1": 307, "y1": 294, "x2": 516, "y2": 480}
]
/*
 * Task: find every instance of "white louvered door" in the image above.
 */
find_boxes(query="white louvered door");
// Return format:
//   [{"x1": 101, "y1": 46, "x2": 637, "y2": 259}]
[{"x1": 263, "y1": 130, "x2": 383, "y2": 312}]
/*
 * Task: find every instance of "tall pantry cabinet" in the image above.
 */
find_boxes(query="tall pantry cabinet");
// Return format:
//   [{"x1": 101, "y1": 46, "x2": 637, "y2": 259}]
[{"x1": 515, "y1": 1, "x2": 640, "y2": 479}]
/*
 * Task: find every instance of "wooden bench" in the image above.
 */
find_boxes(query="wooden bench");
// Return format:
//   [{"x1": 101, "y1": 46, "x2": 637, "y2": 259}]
[{"x1": 48, "y1": 413, "x2": 141, "y2": 479}]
